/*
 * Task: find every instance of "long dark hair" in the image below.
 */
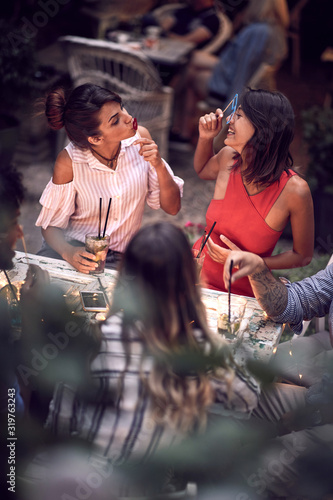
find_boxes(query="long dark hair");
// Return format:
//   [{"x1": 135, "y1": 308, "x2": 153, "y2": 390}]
[
  {"x1": 44, "y1": 83, "x2": 122, "y2": 149},
  {"x1": 111, "y1": 222, "x2": 211, "y2": 351},
  {"x1": 233, "y1": 88, "x2": 295, "y2": 186},
  {"x1": 109, "y1": 222, "x2": 233, "y2": 432}
]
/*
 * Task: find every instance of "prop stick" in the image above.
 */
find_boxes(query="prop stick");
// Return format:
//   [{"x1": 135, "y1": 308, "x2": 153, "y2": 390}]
[
  {"x1": 3, "y1": 270, "x2": 19, "y2": 304},
  {"x1": 228, "y1": 259, "x2": 234, "y2": 323},
  {"x1": 102, "y1": 198, "x2": 112, "y2": 238},
  {"x1": 98, "y1": 198, "x2": 102, "y2": 239},
  {"x1": 222, "y1": 98, "x2": 235, "y2": 114},
  {"x1": 222, "y1": 93, "x2": 238, "y2": 124},
  {"x1": 197, "y1": 221, "x2": 216, "y2": 258}
]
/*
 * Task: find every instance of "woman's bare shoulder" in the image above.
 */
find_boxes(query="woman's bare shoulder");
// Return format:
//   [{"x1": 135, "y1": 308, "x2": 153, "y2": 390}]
[
  {"x1": 286, "y1": 172, "x2": 312, "y2": 197},
  {"x1": 284, "y1": 172, "x2": 313, "y2": 212},
  {"x1": 53, "y1": 149, "x2": 73, "y2": 184}
]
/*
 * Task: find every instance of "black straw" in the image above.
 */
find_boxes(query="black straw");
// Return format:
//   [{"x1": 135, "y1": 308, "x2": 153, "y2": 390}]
[
  {"x1": 98, "y1": 198, "x2": 102, "y2": 239},
  {"x1": 102, "y1": 198, "x2": 112, "y2": 238},
  {"x1": 197, "y1": 221, "x2": 216, "y2": 258},
  {"x1": 3, "y1": 270, "x2": 18, "y2": 304},
  {"x1": 228, "y1": 259, "x2": 233, "y2": 323},
  {"x1": 196, "y1": 230, "x2": 206, "y2": 258}
]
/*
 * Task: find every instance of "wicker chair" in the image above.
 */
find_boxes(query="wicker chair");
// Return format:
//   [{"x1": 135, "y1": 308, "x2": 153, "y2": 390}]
[
  {"x1": 202, "y1": 10, "x2": 233, "y2": 55},
  {"x1": 57, "y1": 36, "x2": 174, "y2": 160}
]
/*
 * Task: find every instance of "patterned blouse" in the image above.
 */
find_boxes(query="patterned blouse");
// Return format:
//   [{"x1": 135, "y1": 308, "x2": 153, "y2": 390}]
[{"x1": 45, "y1": 312, "x2": 260, "y2": 464}]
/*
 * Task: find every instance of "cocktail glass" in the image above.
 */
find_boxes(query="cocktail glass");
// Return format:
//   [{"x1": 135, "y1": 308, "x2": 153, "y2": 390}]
[
  {"x1": 85, "y1": 234, "x2": 110, "y2": 274},
  {"x1": 217, "y1": 295, "x2": 247, "y2": 341},
  {"x1": 192, "y1": 248, "x2": 205, "y2": 283}
]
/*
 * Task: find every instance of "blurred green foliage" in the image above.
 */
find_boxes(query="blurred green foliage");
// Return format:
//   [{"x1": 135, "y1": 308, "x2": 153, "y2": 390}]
[
  {"x1": 3, "y1": 268, "x2": 332, "y2": 499},
  {"x1": 301, "y1": 106, "x2": 333, "y2": 191}
]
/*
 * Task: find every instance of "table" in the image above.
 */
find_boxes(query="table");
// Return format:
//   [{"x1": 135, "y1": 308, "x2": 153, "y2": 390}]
[
  {"x1": 107, "y1": 32, "x2": 195, "y2": 66},
  {"x1": 201, "y1": 288, "x2": 283, "y2": 363},
  {"x1": 0, "y1": 252, "x2": 118, "y2": 324},
  {"x1": 137, "y1": 38, "x2": 194, "y2": 66},
  {"x1": 1, "y1": 252, "x2": 283, "y2": 362}
]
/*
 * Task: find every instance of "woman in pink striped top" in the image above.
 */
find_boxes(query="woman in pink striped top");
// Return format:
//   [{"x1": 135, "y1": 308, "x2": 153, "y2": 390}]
[{"x1": 36, "y1": 83, "x2": 184, "y2": 273}]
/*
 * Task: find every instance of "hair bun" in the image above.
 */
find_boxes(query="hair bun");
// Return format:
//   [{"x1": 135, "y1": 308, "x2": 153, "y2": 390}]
[{"x1": 45, "y1": 88, "x2": 66, "y2": 130}]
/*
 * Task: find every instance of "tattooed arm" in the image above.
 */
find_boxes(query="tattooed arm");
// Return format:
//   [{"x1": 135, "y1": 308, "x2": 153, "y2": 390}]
[
  {"x1": 223, "y1": 251, "x2": 288, "y2": 317},
  {"x1": 224, "y1": 251, "x2": 333, "y2": 337}
]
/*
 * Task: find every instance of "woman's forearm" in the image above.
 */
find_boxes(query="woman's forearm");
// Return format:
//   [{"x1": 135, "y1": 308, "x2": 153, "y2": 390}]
[
  {"x1": 154, "y1": 162, "x2": 181, "y2": 215},
  {"x1": 42, "y1": 227, "x2": 99, "y2": 274},
  {"x1": 42, "y1": 227, "x2": 76, "y2": 260},
  {"x1": 263, "y1": 249, "x2": 312, "y2": 270},
  {"x1": 194, "y1": 137, "x2": 215, "y2": 177}
]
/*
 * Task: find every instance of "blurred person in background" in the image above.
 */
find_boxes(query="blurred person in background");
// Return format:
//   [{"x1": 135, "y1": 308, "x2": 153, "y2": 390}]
[
  {"x1": 170, "y1": 0, "x2": 289, "y2": 146},
  {"x1": 145, "y1": 0, "x2": 220, "y2": 49},
  {"x1": 142, "y1": 0, "x2": 222, "y2": 85},
  {"x1": 241, "y1": 0, "x2": 290, "y2": 65}
]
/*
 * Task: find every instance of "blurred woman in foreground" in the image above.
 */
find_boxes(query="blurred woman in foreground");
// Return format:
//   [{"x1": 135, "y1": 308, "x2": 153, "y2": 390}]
[{"x1": 41, "y1": 222, "x2": 259, "y2": 494}]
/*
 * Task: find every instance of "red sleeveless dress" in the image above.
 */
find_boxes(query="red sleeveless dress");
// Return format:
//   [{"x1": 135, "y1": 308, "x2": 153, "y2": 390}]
[{"x1": 193, "y1": 169, "x2": 297, "y2": 297}]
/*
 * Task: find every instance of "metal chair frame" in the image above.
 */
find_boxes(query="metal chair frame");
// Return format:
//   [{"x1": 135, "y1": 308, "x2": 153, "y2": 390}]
[{"x1": 153, "y1": 2, "x2": 233, "y2": 55}]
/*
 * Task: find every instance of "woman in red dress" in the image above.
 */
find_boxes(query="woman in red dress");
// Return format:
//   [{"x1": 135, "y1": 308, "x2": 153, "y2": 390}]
[{"x1": 193, "y1": 89, "x2": 314, "y2": 297}]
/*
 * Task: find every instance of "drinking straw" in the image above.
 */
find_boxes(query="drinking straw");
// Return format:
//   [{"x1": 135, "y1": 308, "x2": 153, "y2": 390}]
[
  {"x1": 21, "y1": 233, "x2": 29, "y2": 264},
  {"x1": 228, "y1": 259, "x2": 234, "y2": 323},
  {"x1": 196, "y1": 230, "x2": 206, "y2": 258},
  {"x1": 3, "y1": 270, "x2": 18, "y2": 304},
  {"x1": 98, "y1": 198, "x2": 102, "y2": 239},
  {"x1": 197, "y1": 221, "x2": 216, "y2": 258},
  {"x1": 102, "y1": 198, "x2": 112, "y2": 238},
  {"x1": 97, "y1": 277, "x2": 111, "y2": 308}
]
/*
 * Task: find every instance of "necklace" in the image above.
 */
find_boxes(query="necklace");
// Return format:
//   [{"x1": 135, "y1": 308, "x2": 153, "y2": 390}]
[{"x1": 91, "y1": 143, "x2": 121, "y2": 169}]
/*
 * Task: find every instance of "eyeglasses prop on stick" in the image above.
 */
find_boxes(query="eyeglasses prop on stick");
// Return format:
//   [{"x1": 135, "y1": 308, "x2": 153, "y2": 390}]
[{"x1": 222, "y1": 93, "x2": 238, "y2": 124}]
